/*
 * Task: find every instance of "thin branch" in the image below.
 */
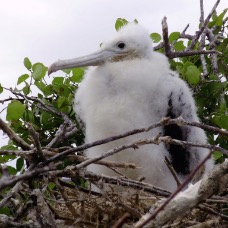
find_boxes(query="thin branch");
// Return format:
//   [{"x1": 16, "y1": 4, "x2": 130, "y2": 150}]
[
  {"x1": 200, "y1": 0, "x2": 204, "y2": 24},
  {"x1": 164, "y1": 156, "x2": 181, "y2": 186},
  {"x1": 199, "y1": 204, "x2": 228, "y2": 220},
  {"x1": 135, "y1": 152, "x2": 228, "y2": 227},
  {"x1": 27, "y1": 123, "x2": 46, "y2": 160},
  {"x1": 0, "y1": 163, "x2": 58, "y2": 191},
  {"x1": 41, "y1": 116, "x2": 228, "y2": 167},
  {"x1": 81, "y1": 171, "x2": 171, "y2": 197},
  {"x1": 187, "y1": 0, "x2": 221, "y2": 50},
  {"x1": 0, "y1": 118, "x2": 31, "y2": 150},
  {"x1": 162, "y1": 17, "x2": 171, "y2": 56}
]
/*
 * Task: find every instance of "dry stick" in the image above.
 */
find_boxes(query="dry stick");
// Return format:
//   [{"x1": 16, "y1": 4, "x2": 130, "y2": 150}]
[
  {"x1": 164, "y1": 156, "x2": 181, "y2": 186},
  {"x1": 0, "y1": 163, "x2": 58, "y2": 191},
  {"x1": 162, "y1": 17, "x2": 171, "y2": 56},
  {"x1": 0, "y1": 117, "x2": 31, "y2": 150},
  {"x1": 41, "y1": 116, "x2": 228, "y2": 167},
  {"x1": 187, "y1": 0, "x2": 220, "y2": 50},
  {"x1": 41, "y1": 120, "x2": 164, "y2": 166},
  {"x1": 199, "y1": 2, "x2": 208, "y2": 79},
  {"x1": 199, "y1": 204, "x2": 228, "y2": 220},
  {"x1": 75, "y1": 136, "x2": 227, "y2": 171},
  {"x1": 185, "y1": 120, "x2": 228, "y2": 136},
  {"x1": 206, "y1": 27, "x2": 219, "y2": 78},
  {"x1": 200, "y1": 0, "x2": 204, "y2": 24},
  {"x1": 0, "y1": 181, "x2": 22, "y2": 208},
  {"x1": 55, "y1": 179, "x2": 79, "y2": 217},
  {"x1": 113, "y1": 212, "x2": 131, "y2": 228},
  {"x1": 7, "y1": 88, "x2": 78, "y2": 147},
  {"x1": 161, "y1": 17, "x2": 218, "y2": 58},
  {"x1": 134, "y1": 151, "x2": 212, "y2": 228},
  {"x1": 72, "y1": 155, "x2": 138, "y2": 169},
  {"x1": 0, "y1": 215, "x2": 32, "y2": 227},
  {"x1": 27, "y1": 123, "x2": 46, "y2": 160},
  {"x1": 82, "y1": 171, "x2": 171, "y2": 197}
]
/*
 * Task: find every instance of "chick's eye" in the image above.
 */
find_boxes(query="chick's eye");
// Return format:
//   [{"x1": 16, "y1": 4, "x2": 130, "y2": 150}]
[{"x1": 117, "y1": 42, "x2": 125, "y2": 49}]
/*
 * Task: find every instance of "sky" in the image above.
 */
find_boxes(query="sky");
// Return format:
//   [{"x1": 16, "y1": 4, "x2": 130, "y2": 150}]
[{"x1": 0, "y1": 0, "x2": 227, "y2": 147}]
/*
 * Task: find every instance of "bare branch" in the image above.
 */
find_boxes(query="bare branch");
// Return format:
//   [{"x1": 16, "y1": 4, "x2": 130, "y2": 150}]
[
  {"x1": 162, "y1": 17, "x2": 171, "y2": 57},
  {"x1": 81, "y1": 170, "x2": 171, "y2": 197},
  {"x1": 27, "y1": 123, "x2": 46, "y2": 160},
  {"x1": 0, "y1": 118, "x2": 31, "y2": 150},
  {"x1": 135, "y1": 158, "x2": 228, "y2": 227},
  {"x1": 187, "y1": 0, "x2": 221, "y2": 50}
]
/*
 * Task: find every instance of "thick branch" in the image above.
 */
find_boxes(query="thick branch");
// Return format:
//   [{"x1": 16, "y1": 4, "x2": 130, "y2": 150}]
[{"x1": 135, "y1": 159, "x2": 228, "y2": 227}]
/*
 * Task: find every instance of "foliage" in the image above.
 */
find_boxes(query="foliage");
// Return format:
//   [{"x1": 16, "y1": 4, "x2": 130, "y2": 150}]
[{"x1": 0, "y1": 7, "x2": 227, "y2": 228}]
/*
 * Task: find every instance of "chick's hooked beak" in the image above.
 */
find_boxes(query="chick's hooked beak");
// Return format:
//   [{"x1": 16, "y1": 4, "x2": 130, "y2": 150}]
[{"x1": 48, "y1": 49, "x2": 126, "y2": 75}]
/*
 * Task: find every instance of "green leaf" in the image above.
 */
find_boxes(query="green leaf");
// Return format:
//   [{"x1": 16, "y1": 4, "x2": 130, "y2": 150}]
[
  {"x1": 32, "y1": 64, "x2": 43, "y2": 80},
  {"x1": 215, "y1": 9, "x2": 227, "y2": 26},
  {"x1": 213, "y1": 151, "x2": 223, "y2": 160},
  {"x1": 7, "y1": 166, "x2": 17, "y2": 175},
  {"x1": 57, "y1": 96, "x2": 66, "y2": 108},
  {"x1": 213, "y1": 114, "x2": 228, "y2": 130},
  {"x1": 62, "y1": 69, "x2": 71, "y2": 74},
  {"x1": 182, "y1": 61, "x2": 194, "y2": 74},
  {"x1": 34, "y1": 81, "x2": 46, "y2": 93},
  {"x1": 24, "y1": 57, "x2": 32, "y2": 70},
  {"x1": 71, "y1": 68, "x2": 84, "y2": 83},
  {"x1": 22, "y1": 81, "x2": 31, "y2": 95},
  {"x1": 174, "y1": 41, "x2": 186, "y2": 51},
  {"x1": 1, "y1": 145, "x2": 17, "y2": 150},
  {"x1": 150, "y1": 33, "x2": 161, "y2": 43},
  {"x1": 24, "y1": 109, "x2": 35, "y2": 123},
  {"x1": 6, "y1": 100, "x2": 26, "y2": 121},
  {"x1": 16, "y1": 158, "x2": 24, "y2": 171},
  {"x1": 17, "y1": 74, "x2": 29, "y2": 85},
  {"x1": 48, "y1": 182, "x2": 56, "y2": 190},
  {"x1": 185, "y1": 66, "x2": 201, "y2": 85},
  {"x1": 0, "y1": 83, "x2": 3, "y2": 94},
  {"x1": 115, "y1": 18, "x2": 128, "y2": 31},
  {"x1": 169, "y1": 32, "x2": 180, "y2": 43},
  {"x1": 43, "y1": 85, "x2": 53, "y2": 96},
  {"x1": 52, "y1": 77, "x2": 64, "y2": 86},
  {"x1": 176, "y1": 65, "x2": 183, "y2": 74},
  {"x1": 0, "y1": 206, "x2": 11, "y2": 216},
  {"x1": 4, "y1": 154, "x2": 16, "y2": 161},
  {"x1": 40, "y1": 112, "x2": 52, "y2": 126},
  {"x1": 32, "y1": 63, "x2": 47, "y2": 81}
]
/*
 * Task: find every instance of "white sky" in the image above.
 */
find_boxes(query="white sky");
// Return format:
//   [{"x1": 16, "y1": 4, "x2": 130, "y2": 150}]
[
  {"x1": 0, "y1": 0, "x2": 226, "y2": 88},
  {"x1": 0, "y1": 0, "x2": 227, "y2": 148}
]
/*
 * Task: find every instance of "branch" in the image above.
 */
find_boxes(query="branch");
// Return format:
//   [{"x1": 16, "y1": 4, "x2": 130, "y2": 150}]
[
  {"x1": 41, "y1": 116, "x2": 228, "y2": 167},
  {"x1": 187, "y1": 0, "x2": 221, "y2": 50},
  {"x1": 0, "y1": 163, "x2": 58, "y2": 191},
  {"x1": 27, "y1": 123, "x2": 46, "y2": 160},
  {"x1": 81, "y1": 170, "x2": 171, "y2": 197},
  {"x1": 135, "y1": 159, "x2": 228, "y2": 227},
  {"x1": 0, "y1": 118, "x2": 31, "y2": 150}
]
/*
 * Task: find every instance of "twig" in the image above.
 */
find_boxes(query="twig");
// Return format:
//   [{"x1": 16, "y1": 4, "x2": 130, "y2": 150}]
[
  {"x1": 0, "y1": 118, "x2": 31, "y2": 150},
  {"x1": 27, "y1": 123, "x2": 46, "y2": 160},
  {"x1": 0, "y1": 214, "x2": 32, "y2": 227},
  {"x1": 164, "y1": 156, "x2": 181, "y2": 186},
  {"x1": 162, "y1": 17, "x2": 171, "y2": 56},
  {"x1": 0, "y1": 163, "x2": 58, "y2": 191},
  {"x1": 55, "y1": 179, "x2": 79, "y2": 217},
  {"x1": 199, "y1": 204, "x2": 228, "y2": 220},
  {"x1": 187, "y1": 0, "x2": 221, "y2": 50},
  {"x1": 134, "y1": 151, "x2": 213, "y2": 227},
  {"x1": 81, "y1": 171, "x2": 171, "y2": 197},
  {"x1": 113, "y1": 212, "x2": 130, "y2": 228}
]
